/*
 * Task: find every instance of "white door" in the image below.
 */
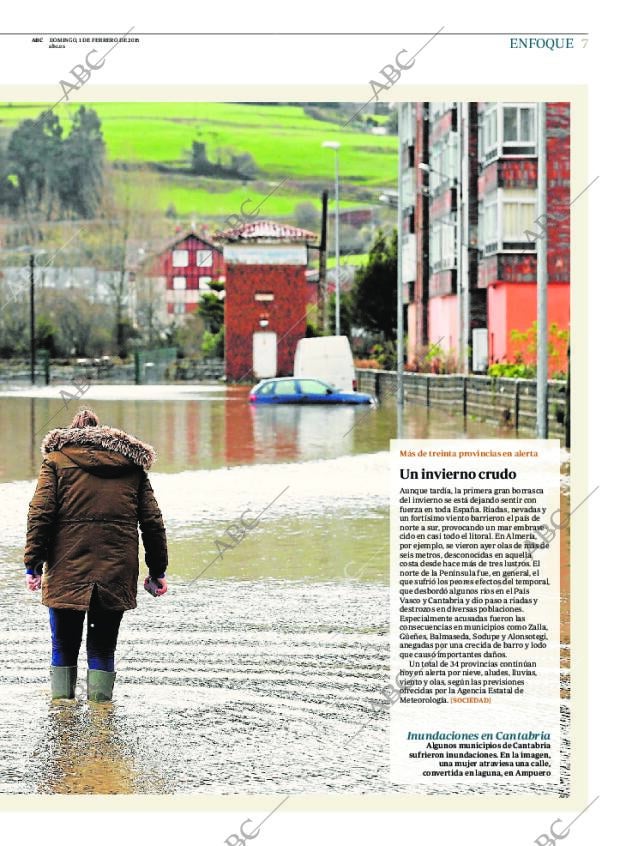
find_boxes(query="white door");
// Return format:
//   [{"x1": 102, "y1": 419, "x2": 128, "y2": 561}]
[
  {"x1": 472, "y1": 328, "x2": 488, "y2": 373},
  {"x1": 253, "y1": 331, "x2": 277, "y2": 378}
]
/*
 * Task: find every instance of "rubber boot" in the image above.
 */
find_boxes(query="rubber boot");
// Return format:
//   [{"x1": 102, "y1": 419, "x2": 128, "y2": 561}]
[
  {"x1": 50, "y1": 665, "x2": 78, "y2": 700},
  {"x1": 87, "y1": 669, "x2": 116, "y2": 702}
]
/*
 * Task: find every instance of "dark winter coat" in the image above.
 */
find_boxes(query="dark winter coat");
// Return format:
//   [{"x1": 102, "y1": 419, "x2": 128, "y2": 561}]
[{"x1": 24, "y1": 426, "x2": 168, "y2": 611}]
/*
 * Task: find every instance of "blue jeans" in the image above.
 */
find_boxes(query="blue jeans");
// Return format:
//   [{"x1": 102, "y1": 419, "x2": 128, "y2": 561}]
[{"x1": 49, "y1": 586, "x2": 124, "y2": 671}]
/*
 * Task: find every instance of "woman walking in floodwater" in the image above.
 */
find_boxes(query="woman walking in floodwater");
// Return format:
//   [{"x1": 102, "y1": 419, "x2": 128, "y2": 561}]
[{"x1": 23, "y1": 408, "x2": 168, "y2": 702}]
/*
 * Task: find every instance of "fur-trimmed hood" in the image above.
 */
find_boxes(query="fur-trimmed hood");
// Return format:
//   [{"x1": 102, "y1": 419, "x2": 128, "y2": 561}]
[{"x1": 41, "y1": 426, "x2": 156, "y2": 471}]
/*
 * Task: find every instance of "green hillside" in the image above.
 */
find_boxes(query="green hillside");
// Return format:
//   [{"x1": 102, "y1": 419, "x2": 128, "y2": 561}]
[{"x1": 0, "y1": 101, "x2": 398, "y2": 220}]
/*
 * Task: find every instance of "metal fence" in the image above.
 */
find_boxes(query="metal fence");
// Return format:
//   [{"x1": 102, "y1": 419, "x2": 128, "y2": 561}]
[
  {"x1": 134, "y1": 347, "x2": 178, "y2": 384},
  {"x1": 355, "y1": 369, "x2": 569, "y2": 440},
  {"x1": 0, "y1": 352, "x2": 226, "y2": 386}
]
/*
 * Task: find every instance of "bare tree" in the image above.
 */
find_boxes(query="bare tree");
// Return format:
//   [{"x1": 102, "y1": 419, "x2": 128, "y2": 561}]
[{"x1": 89, "y1": 166, "x2": 162, "y2": 356}]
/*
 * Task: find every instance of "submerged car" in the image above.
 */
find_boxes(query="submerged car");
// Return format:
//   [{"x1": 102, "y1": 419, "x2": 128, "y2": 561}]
[{"x1": 249, "y1": 377, "x2": 373, "y2": 405}]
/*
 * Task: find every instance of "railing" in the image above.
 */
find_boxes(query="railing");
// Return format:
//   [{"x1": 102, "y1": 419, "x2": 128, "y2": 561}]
[
  {"x1": 0, "y1": 356, "x2": 226, "y2": 386},
  {"x1": 355, "y1": 369, "x2": 569, "y2": 439}
]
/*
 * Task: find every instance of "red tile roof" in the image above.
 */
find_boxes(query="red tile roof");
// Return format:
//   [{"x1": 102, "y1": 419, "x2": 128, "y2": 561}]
[{"x1": 218, "y1": 220, "x2": 318, "y2": 242}]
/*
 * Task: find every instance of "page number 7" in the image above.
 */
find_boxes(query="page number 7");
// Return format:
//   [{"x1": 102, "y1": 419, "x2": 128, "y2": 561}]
[{"x1": 581, "y1": 38, "x2": 589, "y2": 47}]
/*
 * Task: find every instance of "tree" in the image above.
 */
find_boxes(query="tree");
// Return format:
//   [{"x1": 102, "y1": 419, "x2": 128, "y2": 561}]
[
  {"x1": 386, "y1": 107, "x2": 399, "y2": 134},
  {"x1": 3, "y1": 106, "x2": 105, "y2": 220},
  {"x1": 5, "y1": 111, "x2": 64, "y2": 219},
  {"x1": 327, "y1": 289, "x2": 353, "y2": 337},
  {"x1": 349, "y1": 228, "x2": 398, "y2": 340},
  {"x1": 197, "y1": 282, "x2": 224, "y2": 334},
  {"x1": 0, "y1": 148, "x2": 21, "y2": 215},
  {"x1": 90, "y1": 167, "x2": 160, "y2": 357},
  {"x1": 202, "y1": 327, "x2": 224, "y2": 358},
  {"x1": 294, "y1": 202, "x2": 320, "y2": 231},
  {"x1": 50, "y1": 290, "x2": 104, "y2": 357},
  {"x1": 230, "y1": 152, "x2": 258, "y2": 179},
  {"x1": 169, "y1": 314, "x2": 207, "y2": 358},
  {"x1": 36, "y1": 314, "x2": 58, "y2": 355},
  {"x1": 0, "y1": 293, "x2": 29, "y2": 356},
  {"x1": 134, "y1": 272, "x2": 167, "y2": 349},
  {"x1": 197, "y1": 282, "x2": 225, "y2": 358},
  {"x1": 191, "y1": 141, "x2": 210, "y2": 175},
  {"x1": 58, "y1": 106, "x2": 105, "y2": 218}
]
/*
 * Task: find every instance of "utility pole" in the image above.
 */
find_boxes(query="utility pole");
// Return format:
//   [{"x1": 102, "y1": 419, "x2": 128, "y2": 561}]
[
  {"x1": 396, "y1": 103, "x2": 404, "y2": 438},
  {"x1": 536, "y1": 103, "x2": 548, "y2": 438},
  {"x1": 29, "y1": 253, "x2": 36, "y2": 386},
  {"x1": 461, "y1": 103, "x2": 470, "y2": 374},
  {"x1": 321, "y1": 141, "x2": 341, "y2": 334},
  {"x1": 456, "y1": 102, "x2": 463, "y2": 373},
  {"x1": 318, "y1": 190, "x2": 328, "y2": 333},
  {"x1": 334, "y1": 150, "x2": 341, "y2": 335}
]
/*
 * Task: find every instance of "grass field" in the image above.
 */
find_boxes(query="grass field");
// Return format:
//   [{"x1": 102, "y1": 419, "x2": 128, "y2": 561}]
[
  {"x1": 325, "y1": 253, "x2": 368, "y2": 268},
  {"x1": 0, "y1": 102, "x2": 397, "y2": 185},
  {"x1": 0, "y1": 101, "x2": 398, "y2": 222},
  {"x1": 116, "y1": 170, "x2": 361, "y2": 218}
]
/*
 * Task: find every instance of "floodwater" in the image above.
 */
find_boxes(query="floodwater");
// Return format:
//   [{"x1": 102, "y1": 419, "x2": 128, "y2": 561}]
[{"x1": 0, "y1": 385, "x2": 570, "y2": 796}]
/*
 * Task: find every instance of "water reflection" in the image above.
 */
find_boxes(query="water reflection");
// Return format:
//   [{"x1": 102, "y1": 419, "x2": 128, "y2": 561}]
[
  {"x1": 32, "y1": 701, "x2": 140, "y2": 794},
  {"x1": 0, "y1": 385, "x2": 514, "y2": 482},
  {"x1": 0, "y1": 385, "x2": 570, "y2": 796}
]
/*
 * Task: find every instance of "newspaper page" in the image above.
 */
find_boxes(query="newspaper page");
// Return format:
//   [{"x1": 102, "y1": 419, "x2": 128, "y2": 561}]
[{"x1": 0, "y1": 4, "x2": 611, "y2": 846}]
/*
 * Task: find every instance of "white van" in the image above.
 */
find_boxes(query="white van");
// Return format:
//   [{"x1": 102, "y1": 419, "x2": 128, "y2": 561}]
[{"x1": 293, "y1": 336, "x2": 357, "y2": 392}]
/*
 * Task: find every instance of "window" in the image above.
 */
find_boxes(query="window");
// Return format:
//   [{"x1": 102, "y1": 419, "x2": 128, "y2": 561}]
[
  {"x1": 257, "y1": 381, "x2": 275, "y2": 396},
  {"x1": 481, "y1": 106, "x2": 498, "y2": 161},
  {"x1": 198, "y1": 277, "x2": 212, "y2": 291},
  {"x1": 255, "y1": 292, "x2": 274, "y2": 302},
  {"x1": 197, "y1": 249, "x2": 213, "y2": 268},
  {"x1": 172, "y1": 276, "x2": 186, "y2": 290},
  {"x1": 503, "y1": 106, "x2": 535, "y2": 147},
  {"x1": 430, "y1": 101, "x2": 454, "y2": 120},
  {"x1": 274, "y1": 380, "x2": 298, "y2": 396},
  {"x1": 503, "y1": 108, "x2": 518, "y2": 142},
  {"x1": 479, "y1": 197, "x2": 498, "y2": 254},
  {"x1": 172, "y1": 249, "x2": 189, "y2": 267},
  {"x1": 428, "y1": 132, "x2": 458, "y2": 194},
  {"x1": 173, "y1": 302, "x2": 185, "y2": 314},
  {"x1": 479, "y1": 188, "x2": 536, "y2": 253},
  {"x1": 502, "y1": 189, "x2": 537, "y2": 248},
  {"x1": 430, "y1": 216, "x2": 457, "y2": 272},
  {"x1": 299, "y1": 380, "x2": 331, "y2": 396},
  {"x1": 480, "y1": 104, "x2": 537, "y2": 163}
]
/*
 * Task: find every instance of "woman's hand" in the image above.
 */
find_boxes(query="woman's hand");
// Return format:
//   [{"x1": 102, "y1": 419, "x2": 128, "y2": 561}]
[
  {"x1": 145, "y1": 575, "x2": 168, "y2": 597},
  {"x1": 26, "y1": 575, "x2": 42, "y2": 591}
]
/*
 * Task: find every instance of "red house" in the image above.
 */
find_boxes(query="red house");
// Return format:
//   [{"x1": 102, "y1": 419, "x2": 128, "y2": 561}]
[
  {"x1": 145, "y1": 231, "x2": 226, "y2": 319},
  {"x1": 220, "y1": 220, "x2": 318, "y2": 382}
]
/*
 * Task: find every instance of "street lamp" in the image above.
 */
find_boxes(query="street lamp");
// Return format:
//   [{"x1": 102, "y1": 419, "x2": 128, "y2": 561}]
[
  {"x1": 322, "y1": 140, "x2": 341, "y2": 335},
  {"x1": 536, "y1": 103, "x2": 548, "y2": 438},
  {"x1": 417, "y1": 159, "x2": 466, "y2": 373},
  {"x1": 417, "y1": 161, "x2": 455, "y2": 182},
  {"x1": 12, "y1": 246, "x2": 48, "y2": 385}
]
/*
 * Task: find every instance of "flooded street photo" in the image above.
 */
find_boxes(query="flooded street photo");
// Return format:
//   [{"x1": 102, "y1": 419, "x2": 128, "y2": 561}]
[{"x1": 0, "y1": 385, "x2": 570, "y2": 795}]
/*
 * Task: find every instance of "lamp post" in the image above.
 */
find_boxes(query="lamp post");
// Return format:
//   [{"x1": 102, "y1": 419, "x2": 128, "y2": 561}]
[
  {"x1": 322, "y1": 140, "x2": 341, "y2": 335},
  {"x1": 11, "y1": 246, "x2": 47, "y2": 386},
  {"x1": 536, "y1": 102, "x2": 548, "y2": 438},
  {"x1": 396, "y1": 105, "x2": 404, "y2": 438},
  {"x1": 29, "y1": 254, "x2": 35, "y2": 385},
  {"x1": 418, "y1": 161, "x2": 464, "y2": 372},
  {"x1": 377, "y1": 178, "x2": 404, "y2": 437}
]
